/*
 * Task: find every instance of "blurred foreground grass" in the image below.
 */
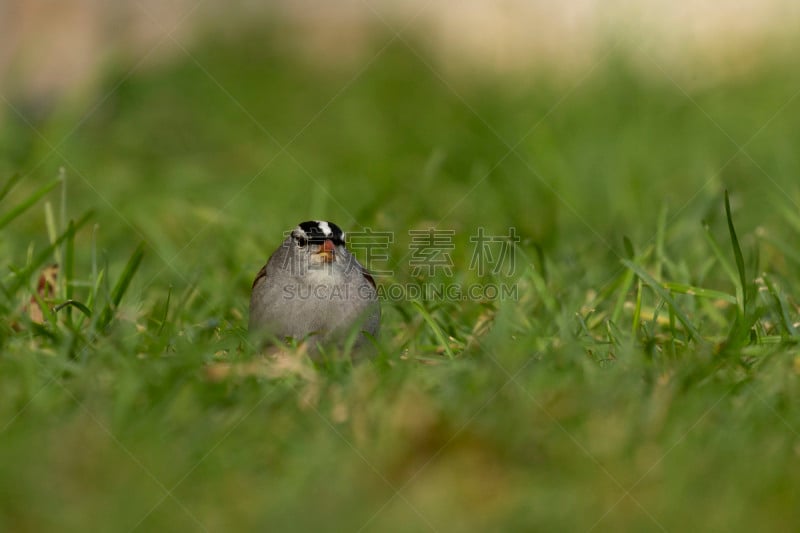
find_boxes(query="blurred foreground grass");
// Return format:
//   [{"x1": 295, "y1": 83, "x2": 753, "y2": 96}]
[{"x1": 2, "y1": 29, "x2": 800, "y2": 532}]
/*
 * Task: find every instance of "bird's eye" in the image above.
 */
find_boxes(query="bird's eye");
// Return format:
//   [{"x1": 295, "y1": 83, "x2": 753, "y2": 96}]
[{"x1": 295, "y1": 236, "x2": 307, "y2": 248}]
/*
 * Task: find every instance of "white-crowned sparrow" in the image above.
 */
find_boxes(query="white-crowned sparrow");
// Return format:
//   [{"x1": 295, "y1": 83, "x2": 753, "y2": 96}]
[{"x1": 249, "y1": 220, "x2": 380, "y2": 351}]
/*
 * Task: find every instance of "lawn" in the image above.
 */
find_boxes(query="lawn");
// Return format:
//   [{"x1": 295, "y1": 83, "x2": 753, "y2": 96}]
[{"x1": 2, "y1": 26, "x2": 800, "y2": 532}]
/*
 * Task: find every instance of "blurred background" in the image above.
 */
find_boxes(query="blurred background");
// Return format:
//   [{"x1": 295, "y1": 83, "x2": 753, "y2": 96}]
[{"x1": 2, "y1": 0, "x2": 799, "y2": 100}]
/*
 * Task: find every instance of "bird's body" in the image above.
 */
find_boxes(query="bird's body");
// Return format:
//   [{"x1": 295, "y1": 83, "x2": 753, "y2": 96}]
[{"x1": 249, "y1": 221, "x2": 380, "y2": 351}]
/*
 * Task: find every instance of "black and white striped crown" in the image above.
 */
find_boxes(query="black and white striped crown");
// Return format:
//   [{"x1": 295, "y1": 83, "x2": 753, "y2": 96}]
[{"x1": 296, "y1": 220, "x2": 345, "y2": 245}]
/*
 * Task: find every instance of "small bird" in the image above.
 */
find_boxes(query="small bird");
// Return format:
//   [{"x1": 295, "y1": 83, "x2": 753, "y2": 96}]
[{"x1": 249, "y1": 220, "x2": 380, "y2": 352}]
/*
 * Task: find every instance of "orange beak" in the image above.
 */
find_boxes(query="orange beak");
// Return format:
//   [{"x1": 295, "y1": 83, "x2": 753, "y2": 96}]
[{"x1": 316, "y1": 239, "x2": 335, "y2": 262}]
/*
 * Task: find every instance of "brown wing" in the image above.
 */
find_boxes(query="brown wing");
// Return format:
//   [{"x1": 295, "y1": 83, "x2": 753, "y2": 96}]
[
  {"x1": 361, "y1": 267, "x2": 376, "y2": 290},
  {"x1": 252, "y1": 264, "x2": 268, "y2": 289}
]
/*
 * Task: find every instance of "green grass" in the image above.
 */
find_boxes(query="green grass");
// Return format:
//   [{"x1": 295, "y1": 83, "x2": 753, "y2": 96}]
[{"x1": 2, "y1": 29, "x2": 800, "y2": 532}]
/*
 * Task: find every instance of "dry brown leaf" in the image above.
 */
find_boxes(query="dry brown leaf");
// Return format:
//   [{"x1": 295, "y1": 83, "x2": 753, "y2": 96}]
[{"x1": 24, "y1": 263, "x2": 59, "y2": 326}]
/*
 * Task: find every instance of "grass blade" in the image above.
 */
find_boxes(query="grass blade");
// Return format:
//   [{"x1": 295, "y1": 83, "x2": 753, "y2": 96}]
[
  {"x1": 98, "y1": 243, "x2": 146, "y2": 329},
  {"x1": 622, "y1": 236, "x2": 635, "y2": 259},
  {"x1": 762, "y1": 275, "x2": 798, "y2": 338},
  {"x1": 0, "y1": 177, "x2": 61, "y2": 231},
  {"x1": 724, "y1": 190, "x2": 747, "y2": 313},
  {"x1": 64, "y1": 220, "x2": 75, "y2": 321},
  {"x1": 631, "y1": 278, "x2": 643, "y2": 337},
  {"x1": 0, "y1": 173, "x2": 23, "y2": 203},
  {"x1": 622, "y1": 259, "x2": 703, "y2": 341},
  {"x1": 45, "y1": 201, "x2": 61, "y2": 266},
  {"x1": 655, "y1": 205, "x2": 668, "y2": 280},
  {"x1": 157, "y1": 286, "x2": 172, "y2": 336},
  {"x1": 54, "y1": 299, "x2": 93, "y2": 319},
  {"x1": 412, "y1": 300, "x2": 455, "y2": 359},
  {"x1": 611, "y1": 269, "x2": 634, "y2": 325},
  {"x1": 9, "y1": 211, "x2": 93, "y2": 293},
  {"x1": 702, "y1": 225, "x2": 739, "y2": 287},
  {"x1": 661, "y1": 282, "x2": 737, "y2": 304}
]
